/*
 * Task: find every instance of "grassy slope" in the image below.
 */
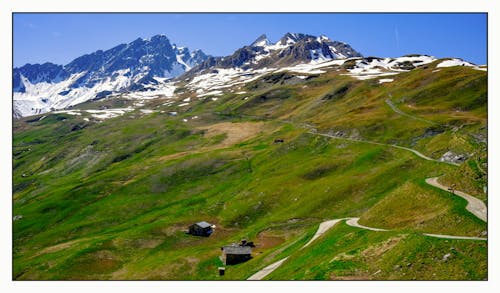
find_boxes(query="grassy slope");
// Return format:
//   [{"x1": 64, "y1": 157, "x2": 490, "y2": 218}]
[
  {"x1": 265, "y1": 222, "x2": 487, "y2": 280},
  {"x1": 13, "y1": 62, "x2": 487, "y2": 280}
]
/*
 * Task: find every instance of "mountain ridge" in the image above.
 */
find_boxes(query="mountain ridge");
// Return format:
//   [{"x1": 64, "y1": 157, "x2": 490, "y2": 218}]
[
  {"x1": 13, "y1": 32, "x2": 485, "y2": 119},
  {"x1": 184, "y1": 32, "x2": 362, "y2": 78},
  {"x1": 13, "y1": 35, "x2": 209, "y2": 117}
]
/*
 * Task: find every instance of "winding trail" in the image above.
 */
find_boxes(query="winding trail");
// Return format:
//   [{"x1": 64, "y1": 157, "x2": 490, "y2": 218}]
[
  {"x1": 248, "y1": 219, "x2": 343, "y2": 280},
  {"x1": 345, "y1": 217, "x2": 388, "y2": 231},
  {"x1": 246, "y1": 115, "x2": 486, "y2": 280},
  {"x1": 385, "y1": 99, "x2": 436, "y2": 125},
  {"x1": 247, "y1": 257, "x2": 289, "y2": 280},
  {"x1": 425, "y1": 177, "x2": 487, "y2": 222},
  {"x1": 311, "y1": 131, "x2": 487, "y2": 222},
  {"x1": 311, "y1": 131, "x2": 459, "y2": 166},
  {"x1": 247, "y1": 216, "x2": 486, "y2": 280},
  {"x1": 423, "y1": 233, "x2": 487, "y2": 241},
  {"x1": 302, "y1": 219, "x2": 343, "y2": 248},
  {"x1": 345, "y1": 217, "x2": 486, "y2": 241},
  {"x1": 307, "y1": 106, "x2": 488, "y2": 222}
]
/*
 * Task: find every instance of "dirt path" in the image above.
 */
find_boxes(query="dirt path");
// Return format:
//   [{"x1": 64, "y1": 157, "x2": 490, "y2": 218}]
[
  {"x1": 345, "y1": 217, "x2": 388, "y2": 232},
  {"x1": 311, "y1": 131, "x2": 459, "y2": 166},
  {"x1": 248, "y1": 219, "x2": 343, "y2": 280},
  {"x1": 423, "y1": 233, "x2": 487, "y2": 241},
  {"x1": 345, "y1": 217, "x2": 486, "y2": 241},
  {"x1": 247, "y1": 257, "x2": 289, "y2": 280},
  {"x1": 312, "y1": 130, "x2": 485, "y2": 223},
  {"x1": 248, "y1": 214, "x2": 486, "y2": 280},
  {"x1": 425, "y1": 177, "x2": 487, "y2": 222},
  {"x1": 233, "y1": 117, "x2": 485, "y2": 279},
  {"x1": 302, "y1": 219, "x2": 343, "y2": 248},
  {"x1": 385, "y1": 99, "x2": 436, "y2": 125}
]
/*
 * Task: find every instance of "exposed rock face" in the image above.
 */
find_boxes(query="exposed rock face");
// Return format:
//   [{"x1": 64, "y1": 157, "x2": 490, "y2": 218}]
[
  {"x1": 440, "y1": 151, "x2": 468, "y2": 164},
  {"x1": 16, "y1": 34, "x2": 209, "y2": 89},
  {"x1": 186, "y1": 32, "x2": 362, "y2": 77},
  {"x1": 13, "y1": 35, "x2": 209, "y2": 117},
  {"x1": 13, "y1": 63, "x2": 68, "y2": 92}
]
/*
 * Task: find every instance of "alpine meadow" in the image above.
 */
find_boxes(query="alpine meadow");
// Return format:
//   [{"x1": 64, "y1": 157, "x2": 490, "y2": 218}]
[{"x1": 13, "y1": 15, "x2": 487, "y2": 280}]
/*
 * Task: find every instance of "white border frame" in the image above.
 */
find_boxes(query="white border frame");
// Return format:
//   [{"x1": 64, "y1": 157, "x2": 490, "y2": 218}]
[{"x1": 1, "y1": 1, "x2": 498, "y2": 292}]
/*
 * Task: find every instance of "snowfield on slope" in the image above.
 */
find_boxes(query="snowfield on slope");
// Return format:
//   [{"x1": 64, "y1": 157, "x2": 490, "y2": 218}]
[
  {"x1": 14, "y1": 55, "x2": 486, "y2": 119},
  {"x1": 436, "y1": 58, "x2": 487, "y2": 71},
  {"x1": 14, "y1": 69, "x2": 177, "y2": 117}
]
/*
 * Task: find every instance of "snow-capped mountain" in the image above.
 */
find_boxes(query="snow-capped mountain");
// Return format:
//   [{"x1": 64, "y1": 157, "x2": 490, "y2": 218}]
[
  {"x1": 187, "y1": 32, "x2": 362, "y2": 76},
  {"x1": 13, "y1": 35, "x2": 209, "y2": 117},
  {"x1": 15, "y1": 32, "x2": 484, "y2": 120}
]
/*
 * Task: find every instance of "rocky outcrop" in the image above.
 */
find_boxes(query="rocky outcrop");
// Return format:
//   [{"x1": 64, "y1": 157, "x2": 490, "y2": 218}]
[
  {"x1": 185, "y1": 32, "x2": 362, "y2": 77},
  {"x1": 439, "y1": 151, "x2": 468, "y2": 164}
]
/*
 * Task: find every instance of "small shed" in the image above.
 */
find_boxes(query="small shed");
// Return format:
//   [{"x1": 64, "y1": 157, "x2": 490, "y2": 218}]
[
  {"x1": 221, "y1": 245, "x2": 252, "y2": 265},
  {"x1": 188, "y1": 221, "x2": 215, "y2": 237}
]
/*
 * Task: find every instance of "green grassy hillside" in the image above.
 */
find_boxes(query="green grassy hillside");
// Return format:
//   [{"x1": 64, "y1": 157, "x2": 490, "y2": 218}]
[{"x1": 13, "y1": 61, "x2": 487, "y2": 280}]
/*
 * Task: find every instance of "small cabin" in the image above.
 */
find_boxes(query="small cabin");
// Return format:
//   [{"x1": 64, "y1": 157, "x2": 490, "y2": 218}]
[
  {"x1": 188, "y1": 221, "x2": 215, "y2": 237},
  {"x1": 221, "y1": 245, "x2": 252, "y2": 265}
]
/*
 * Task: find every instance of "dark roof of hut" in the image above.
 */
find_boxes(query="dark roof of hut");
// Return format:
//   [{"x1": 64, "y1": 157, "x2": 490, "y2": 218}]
[
  {"x1": 222, "y1": 245, "x2": 252, "y2": 255},
  {"x1": 195, "y1": 221, "x2": 212, "y2": 228}
]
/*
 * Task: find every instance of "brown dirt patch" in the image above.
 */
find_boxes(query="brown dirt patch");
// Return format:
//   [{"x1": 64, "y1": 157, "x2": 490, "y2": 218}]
[
  {"x1": 157, "y1": 121, "x2": 267, "y2": 162},
  {"x1": 200, "y1": 121, "x2": 266, "y2": 147},
  {"x1": 256, "y1": 232, "x2": 285, "y2": 249}
]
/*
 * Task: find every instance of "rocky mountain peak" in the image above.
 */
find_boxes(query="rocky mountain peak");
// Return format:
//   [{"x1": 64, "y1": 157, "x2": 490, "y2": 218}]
[
  {"x1": 250, "y1": 34, "x2": 270, "y2": 47},
  {"x1": 13, "y1": 34, "x2": 209, "y2": 117},
  {"x1": 279, "y1": 32, "x2": 313, "y2": 45},
  {"x1": 186, "y1": 32, "x2": 363, "y2": 77}
]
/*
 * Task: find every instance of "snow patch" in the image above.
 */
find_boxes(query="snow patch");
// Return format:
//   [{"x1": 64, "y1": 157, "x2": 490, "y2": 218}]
[
  {"x1": 276, "y1": 64, "x2": 326, "y2": 74},
  {"x1": 53, "y1": 110, "x2": 82, "y2": 116},
  {"x1": 342, "y1": 56, "x2": 436, "y2": 80},
  {"x1": 198, "y1": 90, "x2": 223, "y2": 97},
  {"x1": 176, "y1": 53, "x2": 192, "y2": 71},
  {"x1": 437, "y1": 59, "x2": 472, "y2": 68},
  {"x1": 85, "y1": 108, "x2": 133, "y2": 120},
  {"x1": 123, "y1": 83, "x2": 176, "y2": 100},
  {"x1": 437, "y1": 59, "x2": 487, "y2": 71},
  {"x1": 14, "y1": 70, "x2": 177, "y2": 117}
]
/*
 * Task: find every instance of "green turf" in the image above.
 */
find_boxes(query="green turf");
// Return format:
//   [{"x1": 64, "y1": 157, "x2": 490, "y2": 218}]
[{"x1": 13, "y1": 61, "x2": 487, "y2": 280}]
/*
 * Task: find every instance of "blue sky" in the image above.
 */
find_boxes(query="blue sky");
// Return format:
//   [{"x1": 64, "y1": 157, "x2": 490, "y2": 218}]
[{"x1": 14, "y1": 13, "x2": 487, "y2": 67}]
